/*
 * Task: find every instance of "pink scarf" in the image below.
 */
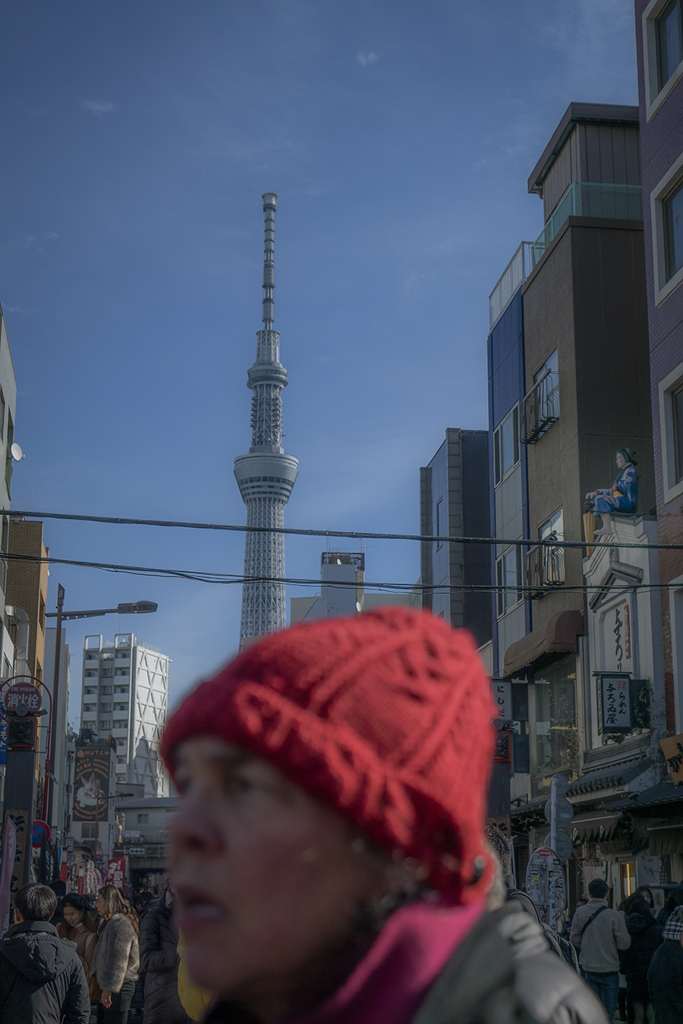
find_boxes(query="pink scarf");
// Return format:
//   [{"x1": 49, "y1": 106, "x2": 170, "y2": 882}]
[{"x1": 283, "y1": 898, "x2": 485, "y2": 1024}]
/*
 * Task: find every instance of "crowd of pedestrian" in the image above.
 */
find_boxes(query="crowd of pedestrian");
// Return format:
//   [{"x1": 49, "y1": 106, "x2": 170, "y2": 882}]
[
  {"x1": 0, "y1": 879, "x2": 194, "y2": 1024},
  {"x1": 2, "y1": 607, "x2": 683, "y2": 1024}
]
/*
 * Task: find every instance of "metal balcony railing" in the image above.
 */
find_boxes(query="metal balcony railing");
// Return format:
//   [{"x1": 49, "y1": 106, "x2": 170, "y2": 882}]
[
  {"x1": 488, "y1": 241, "x2": 533, "y2": 331},
  {"x1": 521, "y1": 369, "x2": 560, "y2": 443},
  {"x1": 530, "y1": 182, "x2": 643, "y2": 269},
  {"x1": 525, "y1": 537, "x2": 565, "y2": 598}
]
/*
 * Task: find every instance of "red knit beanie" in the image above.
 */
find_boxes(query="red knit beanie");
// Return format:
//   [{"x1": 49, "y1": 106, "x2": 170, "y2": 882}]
[{"x1": 161, "y1": 607, "x2": 495, "y2": 903}]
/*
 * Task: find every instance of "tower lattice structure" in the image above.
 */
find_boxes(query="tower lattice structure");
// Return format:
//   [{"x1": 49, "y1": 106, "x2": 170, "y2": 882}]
[{"x1": 234, "y1": 193, "x2": 298, "y2": 648}]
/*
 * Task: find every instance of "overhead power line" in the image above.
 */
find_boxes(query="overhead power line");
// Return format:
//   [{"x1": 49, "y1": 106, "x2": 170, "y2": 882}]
[
  {"x1": 1, "y1": 549, "x2": 681, "y2": 595},
  {"x1": 8, "y1": 509, "x2": 683, "y2": 552}
]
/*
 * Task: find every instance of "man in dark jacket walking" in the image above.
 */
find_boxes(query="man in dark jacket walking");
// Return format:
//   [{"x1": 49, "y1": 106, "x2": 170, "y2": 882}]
[
  {"x1": 139, "y1": 885, "x2": 189, "y2": 1024},
  {"x1": 619, "y1": 895, "x2": 662, "y2": 1023},
  {"x1": 648, "y1": 906, "x2": 683, "y2": 1024},
  {"x1": 0, "y1": 883, "x2": 90, "y2": 1024}
]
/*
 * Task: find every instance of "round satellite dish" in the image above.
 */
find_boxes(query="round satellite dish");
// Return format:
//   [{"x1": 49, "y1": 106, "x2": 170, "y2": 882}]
[{"x1": 10, "y1": 443, "x2": 24, "y2": 462}]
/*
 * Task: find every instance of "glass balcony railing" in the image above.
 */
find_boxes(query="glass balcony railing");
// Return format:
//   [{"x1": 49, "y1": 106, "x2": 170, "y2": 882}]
[{"x1": 530, "y1": 181, "x2": 643, "y2": 269}]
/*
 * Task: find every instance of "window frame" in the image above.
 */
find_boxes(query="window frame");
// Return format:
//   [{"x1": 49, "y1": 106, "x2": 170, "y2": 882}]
[
  {"x1": 495, "y1": 544, "x2": 522, "y2": 618},
  {"x1": 659, "y1": 359, "x2": 683, "y2": 502},
  {"x1": 493, "y1": 405, "x2": 520, "y2": 486},
  {"x1": 435, "y1": 497, "x2": 444, "y2": 550},
  {"x1": 643, "y1": 0, "x2": 683, "y2": 121},
  {"x1": 651, "y1": 150, "x2": 683, "y2": 304}
]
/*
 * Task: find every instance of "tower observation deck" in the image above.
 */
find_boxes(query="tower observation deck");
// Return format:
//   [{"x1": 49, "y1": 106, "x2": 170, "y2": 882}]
[{"x1": 234, "y1": 193, "x2": 298, "y2": 647}]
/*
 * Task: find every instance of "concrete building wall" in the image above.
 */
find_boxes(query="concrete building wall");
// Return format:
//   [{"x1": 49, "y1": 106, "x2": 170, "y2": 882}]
[
  {"x1": 81, "y1": 633, "x2": 170, "y2": 800},
  {"x1": 635, "y1": 0, "x2": 683, "y2": 734},
  {"x1": 521, "y1": 218, "x2": 653, "y2": 633},
  {"x1": 420, "y1": 429, "x2": 491, "y2": 648},
  {"x1": 487, "y1": 288, "x2": 531, "y2": 675}
]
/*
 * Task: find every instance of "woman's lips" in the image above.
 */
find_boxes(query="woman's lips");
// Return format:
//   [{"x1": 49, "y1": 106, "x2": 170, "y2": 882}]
[{"x1": 174, "y1": 886, "x2": 227, "y2": 930}]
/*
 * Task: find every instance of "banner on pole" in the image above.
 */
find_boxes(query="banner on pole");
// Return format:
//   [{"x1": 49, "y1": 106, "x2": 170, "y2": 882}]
[{"x1": 0, "y1": 816, "x2": 17, "y2": 935}]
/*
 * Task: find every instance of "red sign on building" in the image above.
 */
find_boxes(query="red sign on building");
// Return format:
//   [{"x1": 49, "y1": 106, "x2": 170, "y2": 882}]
[{"x1": 107, "y1": 857, "x2": 126, "y2": 890}]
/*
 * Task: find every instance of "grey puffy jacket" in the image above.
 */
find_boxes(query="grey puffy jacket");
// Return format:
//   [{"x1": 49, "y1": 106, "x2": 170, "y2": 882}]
[{"x1": 205, "y1": 903, "x2": 607, "y2": 1024}]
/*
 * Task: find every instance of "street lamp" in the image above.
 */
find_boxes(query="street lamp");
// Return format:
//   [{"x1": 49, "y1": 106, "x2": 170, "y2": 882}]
[{"x1": 44, "y1": 588, "x2": 158, "y2": 826}]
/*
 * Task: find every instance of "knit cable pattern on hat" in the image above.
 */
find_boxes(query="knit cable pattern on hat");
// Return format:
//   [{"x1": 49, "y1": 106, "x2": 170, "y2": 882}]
[{"x1": 161, "y1": 607, "x2": 495, "y2": 903}]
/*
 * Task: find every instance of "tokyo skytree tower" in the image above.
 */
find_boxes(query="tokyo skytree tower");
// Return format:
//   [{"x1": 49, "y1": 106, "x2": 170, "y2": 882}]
[{"x1": 234, "y1": 193, "x2": 298, "y2": 648}]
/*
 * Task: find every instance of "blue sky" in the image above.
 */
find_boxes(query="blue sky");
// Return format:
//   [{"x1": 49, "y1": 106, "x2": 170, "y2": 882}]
[{"x1": 0, "y1": 0, "x2": 638, "y2": 723}]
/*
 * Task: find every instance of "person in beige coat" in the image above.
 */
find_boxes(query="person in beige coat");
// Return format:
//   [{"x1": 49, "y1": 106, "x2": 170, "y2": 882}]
[
  {"x1": 570, "y1": 878, "x2": 631, "y2": 1023},
  {"x1": 90, "y1": 885, "x2": 140, "y2": 1024}
]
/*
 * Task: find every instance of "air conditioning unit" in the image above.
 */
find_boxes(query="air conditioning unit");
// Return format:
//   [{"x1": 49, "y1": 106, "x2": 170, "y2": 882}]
[{"x1": 525, "y1": 545, "x2": 545, "y2": 599}]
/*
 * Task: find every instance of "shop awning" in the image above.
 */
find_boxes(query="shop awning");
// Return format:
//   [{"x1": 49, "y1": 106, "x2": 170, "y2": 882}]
[
  {"x1": 647, "y1": 824, "x2": 683, "y2": 856},
  {"x1": 571, "y1": 811, "x2": 619, "y2": 843},
  {"x1": 503, "y1": 610, "x2": 584, "y2": 677}
]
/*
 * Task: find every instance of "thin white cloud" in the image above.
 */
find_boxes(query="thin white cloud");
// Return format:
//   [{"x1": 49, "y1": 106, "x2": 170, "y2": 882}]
[
  {"x1": 81, "y1": 100, "x2": 116, "y2": 116},
  {"x1": 357, "y1": 51, "x2": 379, "y2": 67}
]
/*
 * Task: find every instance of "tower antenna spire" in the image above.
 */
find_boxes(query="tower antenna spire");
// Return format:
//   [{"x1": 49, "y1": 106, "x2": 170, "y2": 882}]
[{"x1": 233, "y1": 194, "x2": 299, "y2": 648}]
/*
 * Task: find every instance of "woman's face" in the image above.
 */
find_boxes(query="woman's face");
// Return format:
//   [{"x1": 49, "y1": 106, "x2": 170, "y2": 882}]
[
  {"x1": 169, "y1": 738, "x2": 386, "y2": 1012},
  {"x1": 62, "y1": 905, "x2": 83, "y2": 927},
  {"x1": 616, "y1": 452, "x2": 626, "y2": 469},
  {"x1": 95, "y1": 893, "x2": 106, "y2": 917}
]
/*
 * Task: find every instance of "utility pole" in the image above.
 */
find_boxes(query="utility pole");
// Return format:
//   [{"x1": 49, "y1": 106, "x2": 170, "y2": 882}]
[{"x1": 45, "y1": 584, "x2": 64, "y2": 827}]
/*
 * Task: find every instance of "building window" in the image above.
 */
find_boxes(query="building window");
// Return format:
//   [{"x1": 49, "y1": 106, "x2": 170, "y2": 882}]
[
  {"x1": 643, "y1": 0, "x2": 683, "y2": 118},
  {"x1": 101, "y1": 669, "x2": 114, "y2": 678},
  {"x1": 100, "y1": 703, "x2": 112, "y2": 712},
  {"x1": 494, "y1": 406, "x2": 520, "y2": 485},
  {"x1": 115, "y1": 685, "x2": 128, "y2": 693},
  {"x1": 99, "y1": 720, "x2": 111, "y2": 729},
  {"x1": 101, "y1": 685, "x2": 113, "y2": 693},
  {"x1": 83, "y1": 704, "x2": 96, "y2": 713},
  {"x1": 659, "y1": 360, "x2": 683, "y2": 502},
  {"x1": 651, "y1": 151, "x2": 683, "y2": 303},
  {"x1": 657, "y1": 0, "x2": 683, "y2": 89},
  {"x1": 435, "y1": 497, "x2": 443, "y2": 549},
  {"x1": 81, "y1": 823, "x2": 98, "y2": 838},
  {"x1": 115, "y1": 669, "x2": 129, "y2": 676},
  {"x1": 534, "y1": 658, "x2": 578, "y2": 777},
  {"x1": 496, "y1": 546, "x2": 521, "y2": 617},
  {"x1": 84, "y1": 687, "x2": 96, "y2": 695},
  {"x1": 84, "y1": 671, "x2": 97, "y2": 678},
  {"x1": 137, "y1": 813, "x2": 149, "y2": 824},
  {"x1": 664, "y1": 179, "x2": 683, "y2": 282},
  {"x1": 539, "y1": 508, "x2": 565, "y2": 585},
  {"x1": 114, "y1": 702, "x2": 129, "y2": 711}
]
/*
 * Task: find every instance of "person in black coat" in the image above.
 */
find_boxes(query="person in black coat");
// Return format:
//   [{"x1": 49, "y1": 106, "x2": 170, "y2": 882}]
[
  {"x1": 619, "y1": 895, "x2": 663, "y2": 1023},
  {"x1": 647, "y1": 906, "x2": 683, "y2": 1024},
  {"x1": 0, "y1": 883, "x2": 90, "y2": 1024},
  {"x1": 139, "y1": 886, "x2": 189, "y2": 1024}
]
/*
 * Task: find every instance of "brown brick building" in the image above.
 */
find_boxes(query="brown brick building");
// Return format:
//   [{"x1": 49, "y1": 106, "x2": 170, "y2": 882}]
[{"x1": 5, "y1": 518, "x2": 49, "y2": 681}]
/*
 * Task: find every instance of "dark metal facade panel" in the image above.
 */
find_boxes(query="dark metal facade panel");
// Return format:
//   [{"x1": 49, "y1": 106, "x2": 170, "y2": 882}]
[{"x1": 528, "y1": 103, "x2": 640, "y2": 196}]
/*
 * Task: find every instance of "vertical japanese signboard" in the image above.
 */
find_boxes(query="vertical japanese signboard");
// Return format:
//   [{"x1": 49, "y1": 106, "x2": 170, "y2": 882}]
[
  {"x1": 600, "y1": 674, "x2": 631, "y2": 732},
  {"x1": 107, "y1": 856, "x2": 126, "y2": 890},
  {"x1": 73, "y1": 748, "x2": 110, "y2": 822},
  {"x1": 492, "y1": 681, "x2": 511, "y2": 720},
  {"x1": 660, "y1": 734, "x2": 683, "y2": 784}
]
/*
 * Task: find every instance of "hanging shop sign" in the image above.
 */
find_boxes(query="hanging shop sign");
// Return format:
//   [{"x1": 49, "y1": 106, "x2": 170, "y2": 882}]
[
  {"x1": 492, "y1": 681, "x2": 511, "y2": 721},
  {"x1": 660, "y1": 734, "x2": 683, "y2": 785},
  {"x1": 3, "y1": 682, "x2": 41, "y2": 715},
  {"x1": 600, "y1": 674, "x2": 631, "y2": 731},
  {"x1": 73, "y1": 748, "x2": 110, "y2": 822}
]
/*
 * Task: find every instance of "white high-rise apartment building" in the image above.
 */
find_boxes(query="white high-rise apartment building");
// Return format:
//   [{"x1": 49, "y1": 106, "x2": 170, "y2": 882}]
[{"x1": 81, "y1": 633, "x2": 170, "y2": 797}]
